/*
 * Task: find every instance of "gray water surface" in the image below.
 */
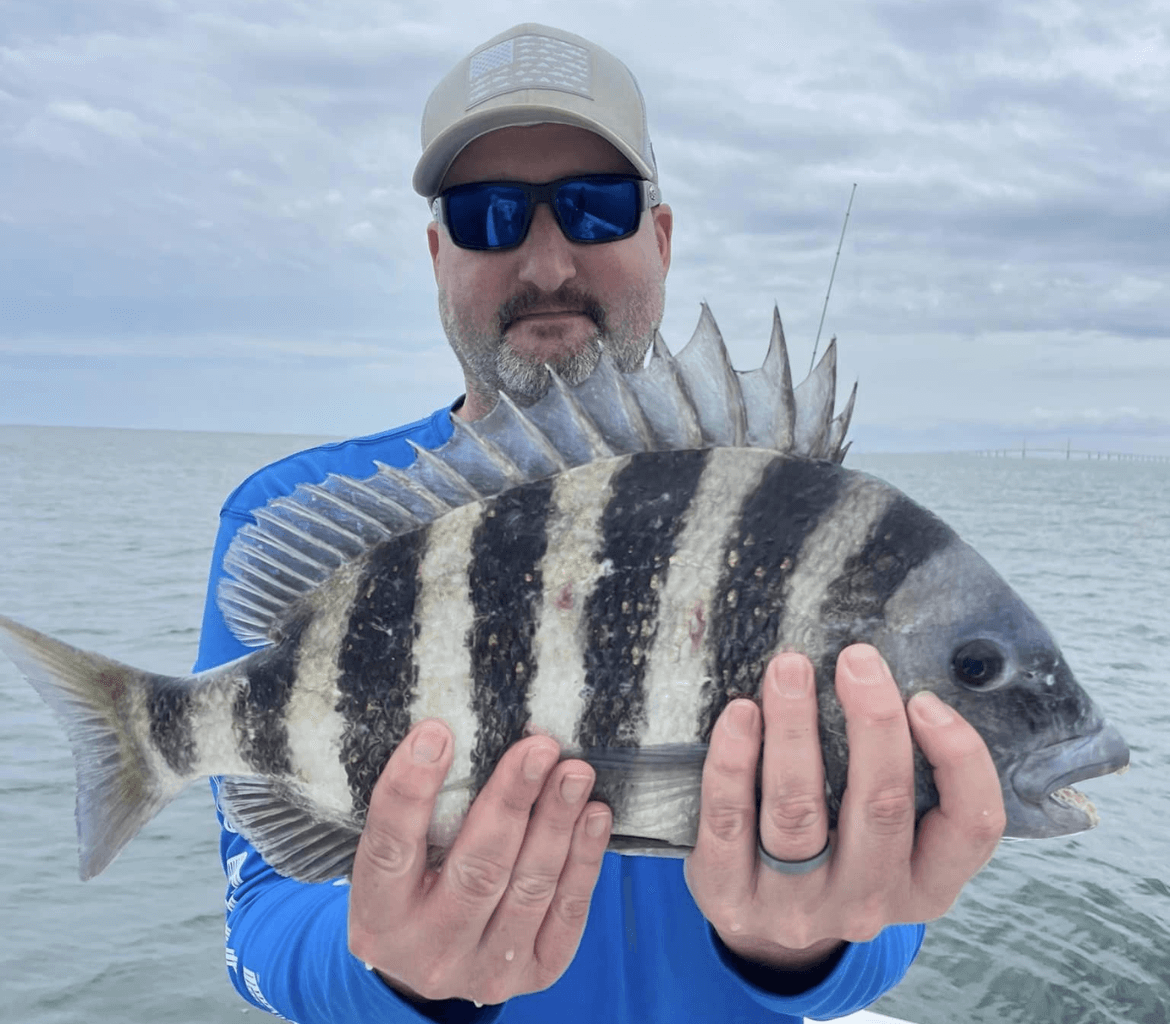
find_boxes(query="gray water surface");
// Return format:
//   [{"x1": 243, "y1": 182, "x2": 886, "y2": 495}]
[{"x1": 0, "y1": 428, "x2": 1165, "y2": 1023}]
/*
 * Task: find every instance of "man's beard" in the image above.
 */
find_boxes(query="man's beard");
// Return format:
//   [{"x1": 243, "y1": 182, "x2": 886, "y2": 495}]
[{"x1": 440, "y1": 282, "x2": 665, "y2": 407}]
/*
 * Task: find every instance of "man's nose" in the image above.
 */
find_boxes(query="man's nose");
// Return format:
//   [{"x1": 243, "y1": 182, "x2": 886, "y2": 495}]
[{"x1": 516, "y1": 203, "x2": 577, "y2": 292}]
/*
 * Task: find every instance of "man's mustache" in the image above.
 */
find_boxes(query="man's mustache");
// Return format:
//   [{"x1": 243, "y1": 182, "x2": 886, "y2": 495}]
[{"x1": 497, "y1": 287, "x2": 607, "y2": 336}]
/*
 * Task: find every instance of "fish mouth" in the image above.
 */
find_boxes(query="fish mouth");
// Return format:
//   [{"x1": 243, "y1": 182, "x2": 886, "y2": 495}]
[{"x1": 1007, "y1": 722, "x2": 1130, "y2": 837}]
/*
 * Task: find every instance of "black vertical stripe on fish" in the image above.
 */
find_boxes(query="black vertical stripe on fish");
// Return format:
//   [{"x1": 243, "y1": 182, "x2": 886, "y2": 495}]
[
  {"x1": 147, "y1": 678, "x2": 196, "y2": 776},
  {"x1": 814, "y1": 494, "x2": 954, "y2": 815},
  {"x1": 576, "y1": 449, "x2": 710, "y2": 795},
  {"x1": 817, "y1": 495, "x2": 953, "y2": 637},
  {"x1": 467, "y1": 479, "x2": 554, "y2": 799},
  {"x1": 233, "y1": 614, "x2": 308, "y2": 777},
  {"x1": 698, "y1": 456, "x2": 849, "y2": 741},
  {"x1": 336, "y1": 529, "x2": 428, "y2": 813}
]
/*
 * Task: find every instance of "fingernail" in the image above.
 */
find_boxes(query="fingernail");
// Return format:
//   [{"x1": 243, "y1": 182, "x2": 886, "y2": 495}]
[
  {"x1": 722, "y1": 700, "x2": 756, "y2": 739},
  {"x1": 910, "y1": 690, "x2": 954, "y2": 726},
  {"x1": 586, "y1": 810, "x2": 609, "y2": 838},
  {"x1": 412, "y1": 723, "x2": 447, "y2": 763},
  {"x1": 560, "y1": 773, "x2": 590, "y2": 804},
  {"x1": 842, "y1": 644, "x2": 884, "y2": 683},
  {"x1": 771, "y1": 655, "x2": 811, "y2": 698},
  {"x1": 523, "y1": 744, "x2": 557, "y2": 782}
]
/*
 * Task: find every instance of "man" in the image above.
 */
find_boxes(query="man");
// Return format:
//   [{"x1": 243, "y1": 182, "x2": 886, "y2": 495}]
[{"x1": 196, "y1": 23, "x2": 1005, "y2": 1023}]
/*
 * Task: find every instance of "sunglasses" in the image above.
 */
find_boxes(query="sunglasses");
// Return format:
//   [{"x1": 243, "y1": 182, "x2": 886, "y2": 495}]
[{"x1": 432, "y1": 174, "x2": 662, "y2": 252}]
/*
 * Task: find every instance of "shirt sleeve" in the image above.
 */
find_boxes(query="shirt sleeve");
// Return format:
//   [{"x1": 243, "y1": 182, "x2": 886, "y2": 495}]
[{"x1": 705, "y1": 919, "x2": 925, "y2": 1019}]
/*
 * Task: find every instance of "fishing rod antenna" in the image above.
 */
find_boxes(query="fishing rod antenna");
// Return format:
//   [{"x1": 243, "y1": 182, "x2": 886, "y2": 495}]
[{"x1": 809, "y1": 183, "x2": 857, "y2": 375}]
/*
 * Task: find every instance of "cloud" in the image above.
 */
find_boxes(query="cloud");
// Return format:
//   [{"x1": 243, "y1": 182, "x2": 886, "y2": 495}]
[{"x1": 0, "y1": 0, "x2": 1167, "y2": 450}]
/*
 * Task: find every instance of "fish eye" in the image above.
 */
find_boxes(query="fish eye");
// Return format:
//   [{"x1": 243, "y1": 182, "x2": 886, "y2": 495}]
[{"x1": 951, "y1": 639, "x2": 1006, "y2": 690}]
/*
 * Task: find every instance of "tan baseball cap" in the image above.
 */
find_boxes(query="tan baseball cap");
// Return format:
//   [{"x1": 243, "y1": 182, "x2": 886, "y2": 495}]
[{"x1": 413, "y1": 23, "x2": 658, "y2": 198}]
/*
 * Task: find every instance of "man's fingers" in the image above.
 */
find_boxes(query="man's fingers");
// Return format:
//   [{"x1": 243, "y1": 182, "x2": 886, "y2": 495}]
[
  {"x1": 688, "y1": 698, "x2": 760, "y2": 908},
  {"x1": 484, "y1": 761, "x2": 597, "y2": 938},
  {"x1": 759, "y1": 652, "x2": 828, "y2": 864},
  {"x1": 531, "y1": 801, "x2": 611, "y2": 979},
  {"x1": 350, "y1": 719, "x2": 453, "y2": 950},
  {"x1": 435, "y1": 736, "x2": 560, "y2": 933},
  {"x1": 833, "y1": 645, "x2": 916, "y2": 918},
  {"x1": 907, "y1": 691, "x2": 1006, "y2": 915}
]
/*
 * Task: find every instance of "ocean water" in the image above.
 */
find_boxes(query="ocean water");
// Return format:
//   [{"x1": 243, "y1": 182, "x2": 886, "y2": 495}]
[{"x1": 0, "y1": 425, "x2": 1166, "y2": 1024}]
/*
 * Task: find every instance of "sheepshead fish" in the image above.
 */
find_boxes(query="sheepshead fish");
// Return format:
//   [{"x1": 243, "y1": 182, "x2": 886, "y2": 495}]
[{"x1": 0, "y1": 305, "x2": 1129, "y2": 882}]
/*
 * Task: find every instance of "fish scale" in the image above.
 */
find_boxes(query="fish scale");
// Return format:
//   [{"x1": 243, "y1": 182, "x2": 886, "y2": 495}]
[{"x1": 0, "y1": 303, "x2": 1129, "y2": 882}]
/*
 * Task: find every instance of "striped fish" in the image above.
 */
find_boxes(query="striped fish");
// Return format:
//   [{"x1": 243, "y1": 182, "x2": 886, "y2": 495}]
[{"x1": 0, "y1": 305, "x2": 1129, "y2": 882}]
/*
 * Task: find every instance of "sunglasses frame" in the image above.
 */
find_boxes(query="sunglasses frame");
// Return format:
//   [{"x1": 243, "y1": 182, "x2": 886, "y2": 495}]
[{"x1": 432, "y1": 174, "x2": 662, "y2": 252}]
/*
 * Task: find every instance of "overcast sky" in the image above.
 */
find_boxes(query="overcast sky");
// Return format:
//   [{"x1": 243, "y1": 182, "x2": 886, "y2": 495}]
[{"x1": 2, "y1": 0, "x2": 1167, "y2": 453}]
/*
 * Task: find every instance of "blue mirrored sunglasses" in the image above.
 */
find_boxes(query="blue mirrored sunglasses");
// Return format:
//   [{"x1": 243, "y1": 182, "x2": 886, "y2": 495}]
[{"x1": 432, "y1": 174, "x2": 661, "y2": 252}]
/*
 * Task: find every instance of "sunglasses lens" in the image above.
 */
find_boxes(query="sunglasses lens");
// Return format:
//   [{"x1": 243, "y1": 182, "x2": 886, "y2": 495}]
[
  {"x1": 445, "y1": 184, "x2": 529, "y2": 249},
  {"x1": 442, "y1": 177, "x2": 644, "y2": 250},
  {"x1": 555, "y1": 179, "x2": 641, "y2": 241}
]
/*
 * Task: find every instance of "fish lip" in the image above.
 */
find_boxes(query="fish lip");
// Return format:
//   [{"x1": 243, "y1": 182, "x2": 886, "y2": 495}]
[{"x1": 1010, "y1": 721, "x2": 1130, "y2": 807}]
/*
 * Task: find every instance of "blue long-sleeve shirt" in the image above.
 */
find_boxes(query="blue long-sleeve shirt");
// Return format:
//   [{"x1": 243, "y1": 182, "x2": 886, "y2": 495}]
[{"x1": 194, "y1": 404, "x2": 924, "y2": 1023}]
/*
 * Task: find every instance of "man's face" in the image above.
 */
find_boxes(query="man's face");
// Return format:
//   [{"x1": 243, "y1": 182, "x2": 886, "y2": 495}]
[{"x1": 427, "y1": 123, "x2": 673, "y2": 420}]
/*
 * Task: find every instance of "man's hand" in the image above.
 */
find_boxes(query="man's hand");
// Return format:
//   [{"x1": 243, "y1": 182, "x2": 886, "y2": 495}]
[
  {"x1": 349, "y1": 723, "x2": 612, "y2": 1006},
  {"x1": 685, "y1": 644, "x2": 1006, "y2": 973}
]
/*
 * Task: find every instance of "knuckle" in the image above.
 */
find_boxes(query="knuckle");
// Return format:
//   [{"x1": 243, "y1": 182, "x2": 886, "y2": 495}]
[
  {"x1": 380, "y1": 772, "x2": 434, "y2": 808},
  {"x1": 704, "y1": 804, "x2": 755, "y2": 845},
  {"x1": 508, "y1": 867, "x2": 560, "y2": 910},
  {"x1": 971, "y1": 805, "x2": 1008, "y2": 844},
  {"x1": 450, "y1": 852, "x2": 510, "y2": 902},
  {"x1": 707, "y1": 906, "x2": 750, "y2": 939},
  {"x1": 864, "y1": 787, "x2": 916, "y2": 834},
  {"x1": 530, "y1": 960, "x2": 567, "y2": 994},
  {"x1": 359, "y1": 825, "x2": 417, "y2": 878},
  {"x1": 709, "y1": 743, "x2": 755, "y2": 777},
  {"x1": 476, "y1": 978, "x2": 514, "y2": 1007},
  {"x1": 763, "y1": 795, "x2": 823, "y2": 837},
  {"x1": 499, "y1": 792, "x2": 538, "y2": 821},
  {"x1": 416, "y1": 963, "x2": 453, "y2": 1001},
  {"x1": 347, "y1": 924, "x2": 378, "y2": 965},
  {"x1": 773, "y1": 919, "x2": 816, "y2": 951},
  {"x1": 533, "y1": 801, "x2": 579, "y2": 839},
  {"x1": 865, "y1": 703, "x2": 909, "y2": 730},
  {"x1": 554, "y1": 890, "x2": 593, "y2": 928},
  {"x1": 841, "y1": 901, "x2": 887, "y2": 943}
]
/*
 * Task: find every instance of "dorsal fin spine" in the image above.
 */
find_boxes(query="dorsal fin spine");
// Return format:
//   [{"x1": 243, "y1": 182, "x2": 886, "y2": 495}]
[
  {"x1": 372, "y1": 462, "x2": 452, "y2": 515},
  {"x1": 496, "y1": 392, "x2": 571, "y2": 472},
  {"x1": 267, "y1": 498, "x2": 368, "y2": 552},
  {"x1": 228, "y1": 527, "x2": 332, "y2": 583},
  {"x1": 548, "y1": 363, "x2": 616, "y2": 460},
  {"x1": 407, "y1": 441, "x2": 484, "y2": 502},
  {"x1": 299, "y1": 483, "x2": 396, "y2": 540},
  {"x1": 451, "y1": 417, "x2": 525, "y2": 485},
  {"x1": 650, "y1": 333, "x2": 704, "y2": 448},
  {"x1": 250, "y1": 508, "x2": 346, "y2": 565}
]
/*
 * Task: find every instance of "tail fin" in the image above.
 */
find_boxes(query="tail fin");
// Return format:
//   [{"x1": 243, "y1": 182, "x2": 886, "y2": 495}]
[{"x1": 0, "y1": 614, "x2": 186, "y2": 879}]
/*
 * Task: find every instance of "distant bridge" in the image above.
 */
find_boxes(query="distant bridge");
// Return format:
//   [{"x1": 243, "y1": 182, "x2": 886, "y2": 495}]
[{"x1": 971, "y1": 441, "x2": 1169, "y2": 462}]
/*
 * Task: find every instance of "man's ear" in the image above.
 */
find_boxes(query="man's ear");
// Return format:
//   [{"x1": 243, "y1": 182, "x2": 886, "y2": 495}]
[
  {"x1": 427, "y1": 220, "x2": 442, "y2": 281},
  {"x1": 653, "y1": 203, "x2": 673, "y2": 274}
]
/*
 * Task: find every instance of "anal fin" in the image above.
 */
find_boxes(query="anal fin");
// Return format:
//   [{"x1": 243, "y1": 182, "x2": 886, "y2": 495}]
[{"x1": 217, "y1": 776, "x2": 363, "y2": 883}]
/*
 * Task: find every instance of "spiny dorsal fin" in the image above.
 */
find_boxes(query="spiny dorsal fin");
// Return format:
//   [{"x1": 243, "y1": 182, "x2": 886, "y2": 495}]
[
  {"x1": 828, "y1": 380, "x2": 858, "y2": 462},
  {"x1": 793, "y1": 336, "x2": 838, "y2": 459},
  {"x1": 673, "y1": 302, "x2": 747, "y2": 447},
  {"x1": 737, "y1": 305, "x2": 795, "y2": 451},
  {"x1": 623, "y1": 331, "x2": 705, "y2": 450},
  {"x1": 218, "y1": 305, "x2": 856, "y2": 646}
]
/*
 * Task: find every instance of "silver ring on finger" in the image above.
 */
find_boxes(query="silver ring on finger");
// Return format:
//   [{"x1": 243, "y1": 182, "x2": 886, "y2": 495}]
[{"x1": 758, "y1": 835, "x2": 832, "y2": 875}]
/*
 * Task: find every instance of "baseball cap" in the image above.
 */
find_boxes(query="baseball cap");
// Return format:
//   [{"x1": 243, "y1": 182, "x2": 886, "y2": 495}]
[{"x1": 413, "y1": 23, "x2": 657, "y2": 198}]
